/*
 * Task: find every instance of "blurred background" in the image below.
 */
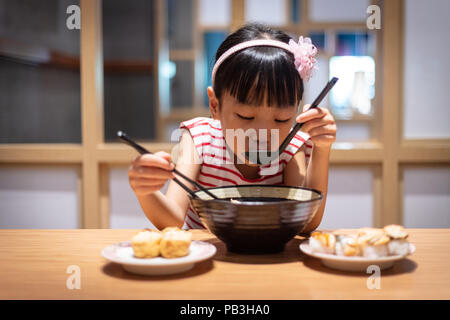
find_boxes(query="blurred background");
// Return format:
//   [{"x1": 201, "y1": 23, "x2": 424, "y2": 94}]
[{"x1": 0, "y1": 0, "x2": 449, "y2": 229}]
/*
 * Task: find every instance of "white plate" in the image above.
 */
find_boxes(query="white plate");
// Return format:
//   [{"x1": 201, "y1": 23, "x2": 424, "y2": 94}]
[
  {"x1": 102, "y1": 240, "x2": 216, "y2": 275},
  {"x1": 299, "y1": 240, "x2": 416, "y2": 272}
]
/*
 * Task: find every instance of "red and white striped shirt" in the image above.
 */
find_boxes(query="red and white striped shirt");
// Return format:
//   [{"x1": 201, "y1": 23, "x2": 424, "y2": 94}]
[{"x1": 178, "y1": 117, "x2": 313, "y2": 229}]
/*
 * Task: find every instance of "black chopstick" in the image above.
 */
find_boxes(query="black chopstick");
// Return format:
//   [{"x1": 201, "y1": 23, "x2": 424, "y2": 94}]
[
  {"x1": 276, "y1": 77, "x2": 339, "y2": 156},
  {"x1": 117, "y1": 131, "x2": 218, "y2": 200}
]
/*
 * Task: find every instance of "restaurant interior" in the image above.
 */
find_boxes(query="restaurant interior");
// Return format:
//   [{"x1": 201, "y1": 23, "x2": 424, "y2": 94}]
[{"x1": 1, "y1": 0, "x2": 449, "y2": 231}]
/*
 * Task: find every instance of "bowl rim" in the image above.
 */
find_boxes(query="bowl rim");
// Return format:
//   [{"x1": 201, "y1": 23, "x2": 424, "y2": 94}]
[{"x1": 189, "y1": 184, "x2": 323, "y2": 205}]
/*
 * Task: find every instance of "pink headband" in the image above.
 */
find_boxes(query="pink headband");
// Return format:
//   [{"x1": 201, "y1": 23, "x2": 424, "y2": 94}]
[{"x1": 211, "y1": 37, "x2": 318, "y2": 86}]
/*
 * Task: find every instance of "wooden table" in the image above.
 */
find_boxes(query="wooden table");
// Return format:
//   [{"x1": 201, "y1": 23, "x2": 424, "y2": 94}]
[{"x1": 0, "y1": 229, "x2": 449, "y2": 299}]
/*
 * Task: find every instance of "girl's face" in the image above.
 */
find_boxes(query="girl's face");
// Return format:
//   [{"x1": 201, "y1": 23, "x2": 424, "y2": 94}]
[{"x1": 208, "y1": 87, "x2": 299, "y2": 167}]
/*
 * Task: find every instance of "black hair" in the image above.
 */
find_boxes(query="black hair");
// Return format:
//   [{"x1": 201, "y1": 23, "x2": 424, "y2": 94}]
[{"x1": 213, "y1": 23, "x2": 303, "y2": 108}]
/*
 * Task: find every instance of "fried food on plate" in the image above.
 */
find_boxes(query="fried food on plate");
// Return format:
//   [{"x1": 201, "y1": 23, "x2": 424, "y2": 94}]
[
  {"x1": 309, "y1": 225, "x2": 410, "y2": 258},
  {"x1": 160, "y1": 227, "x2": 192, "y2": 258},
  {"x1": 131, "y1": 229, "x2": 162, "y2": 258}
]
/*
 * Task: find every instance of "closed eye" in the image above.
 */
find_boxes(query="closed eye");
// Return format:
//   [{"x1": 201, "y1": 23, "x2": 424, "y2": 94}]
[
  {"x1": 236, "y1": 113, "x2": 254, "y2": 120},
  {"x1": 275, "y1": 118, "x2": 291, "y2": 123}
]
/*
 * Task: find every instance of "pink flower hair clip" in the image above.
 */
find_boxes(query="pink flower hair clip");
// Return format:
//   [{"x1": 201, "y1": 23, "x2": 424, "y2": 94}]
[
  {"x1": 288, "y1": 36, "x2": 318, "y2": 82},
  {"x1": 211, "y1": 37, "x2": 319, "y2": 85}
]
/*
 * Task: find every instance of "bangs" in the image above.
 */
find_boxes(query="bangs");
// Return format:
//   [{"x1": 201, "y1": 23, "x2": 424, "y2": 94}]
[{"x1": 215, "y1": 46, "x2": 303, "y2": 108}]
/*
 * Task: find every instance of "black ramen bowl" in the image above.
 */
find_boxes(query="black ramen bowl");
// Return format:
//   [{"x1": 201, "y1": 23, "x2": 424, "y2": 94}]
[{"x1": 189, "y1": 184, "x2": 323, "y2": 254}]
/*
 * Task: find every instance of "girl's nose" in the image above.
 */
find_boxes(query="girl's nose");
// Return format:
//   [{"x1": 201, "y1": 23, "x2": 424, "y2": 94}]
[{"x1": 249, "y1": 120, "x2": 275, "y2": 133}]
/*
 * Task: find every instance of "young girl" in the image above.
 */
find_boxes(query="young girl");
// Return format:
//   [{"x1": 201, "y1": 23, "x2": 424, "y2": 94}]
[{"x1": 128, "y1": 23, "x2": 336, "y2": 232}]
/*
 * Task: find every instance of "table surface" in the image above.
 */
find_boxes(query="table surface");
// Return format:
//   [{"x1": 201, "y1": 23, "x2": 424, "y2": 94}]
[{"x1": 0, "y1": 228, "x2": 449, "y2": 299}]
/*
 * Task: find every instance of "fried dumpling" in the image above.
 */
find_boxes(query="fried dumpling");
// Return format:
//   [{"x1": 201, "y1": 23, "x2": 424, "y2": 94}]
[
  {"x1": 131, "y1": 229, "x2": 162, "y2": 258},
  {"x1": 160, "y1": 228, "x2": 192, "y2": 258}
]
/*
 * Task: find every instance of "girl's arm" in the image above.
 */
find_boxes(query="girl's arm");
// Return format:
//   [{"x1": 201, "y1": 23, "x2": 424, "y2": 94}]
[
  {"x1": 302, "y1": 145, "x2": 331, "y2": 232},
  {"x1": 283, "y1": 146, "x2": 329, "y2": 233},
  {"x1": 133, "y1": 130, "x2": 201, "y2": 229}
]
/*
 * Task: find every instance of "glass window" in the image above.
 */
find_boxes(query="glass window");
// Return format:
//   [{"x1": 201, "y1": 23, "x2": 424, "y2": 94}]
[
  {"x1": 102, "y1": 0, "x2": 156, "y2": 142},
  {"x1": 403, "y1": 167, "x2": 450, "y2": 228},
  {"x1": 198, "y1": 0, "x2": 231, "y2": 27},
  {"x1": 168, "y1": 0, "x2": 193, "y2": 50},
  {"x1": 304, "y1": 55, "x2": 374, "y2": 142},
  {"x1": 309, "y1": 0, "x2": 370, "y2": 22},
  {"x1": 335, "y1": 123, "x2": 371, "y2": 142},
  {"x1": 319, "y1": 167, "x2": 373, "y2": 229},
  {"x1": 245, "y1": 0, "x2": 287, "y2": 26},
  {"x1": 291, "y1": 0, "x2": 301, "y2": 23},
  {"x1": 403, "y1": 0, "x2": 450, "y2": 139},
  {"x1": 104, "y1": 73, "x2": 156, "y2": 141},
  {"x1": 203, "y1": 31, "x2": 227, "y2": 106},
  {"x1": 0, "y1": 0, "x2": 81, "y2": 143},
  {"x1": 329, "y1": 56, "x2": 375, "y2": 117},
  {"x1": 170, "y1": 60, "x2": 194, "y2": 108},
  {"x1": 303, "y1": 56, "x2": 329, "y2": 107},
  {"x1": 336, "y1": 32, "x2": 374, "y2": 56},
  {"x1": 308, "y1": 32, "x2": 326, "y2": 51},
  {"x1": 0, "y1": 166, "x2": 79, "y2": 229},
  {"x1": 109, "y1": 167, "x2": 159, "y2": 229},
  {"x1": 295, "y1": 29, "x2": 377, "y2": 143}
]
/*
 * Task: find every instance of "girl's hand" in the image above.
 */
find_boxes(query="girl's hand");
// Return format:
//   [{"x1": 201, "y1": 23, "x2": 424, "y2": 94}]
[
  {"x1": 296, "y1": 104, "x2": 337, "y2": 149},
  {"x1": 128, "y1": 151, "x2": 175, "y2": 196}
]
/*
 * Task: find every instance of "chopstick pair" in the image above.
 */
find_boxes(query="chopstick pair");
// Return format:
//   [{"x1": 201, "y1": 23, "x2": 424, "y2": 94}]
[
  {"x1": 117, "y1": 131, "x2": 218, "y2": 200},
  {"x1": 278, "y1": 77, "x2": 339, "y2": 152}
]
